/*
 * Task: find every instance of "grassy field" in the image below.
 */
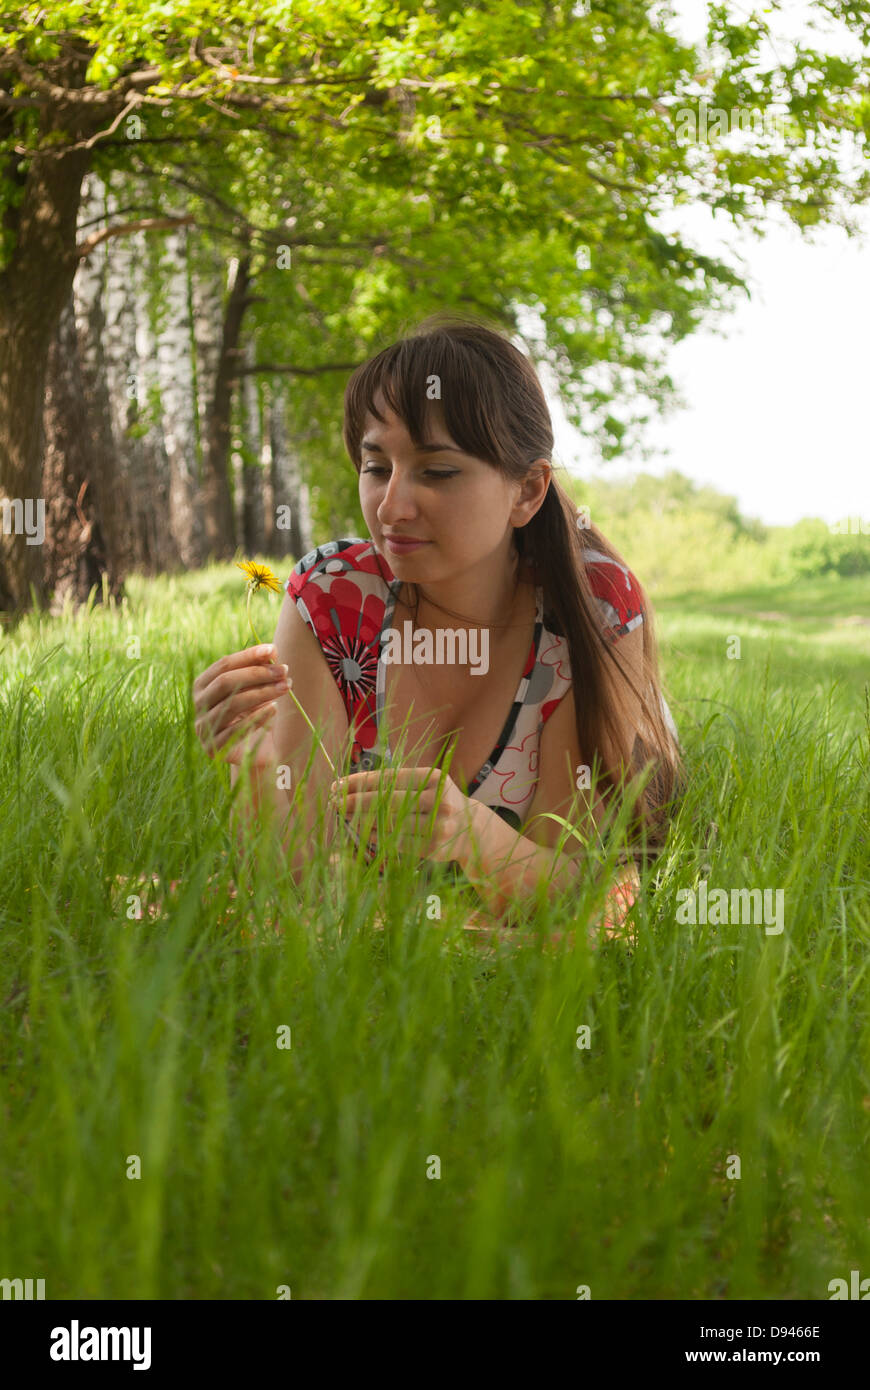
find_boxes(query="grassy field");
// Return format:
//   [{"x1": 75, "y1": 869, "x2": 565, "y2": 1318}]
[{"x1": 0, "y1": 561, "x2": 868, "y2": 1299}]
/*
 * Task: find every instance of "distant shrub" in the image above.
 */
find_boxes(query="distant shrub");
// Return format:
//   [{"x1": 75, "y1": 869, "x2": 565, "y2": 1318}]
[
  {"x1": 563, "y1": 471, "x2": 868, "y2": 595},
  {"x1": 766, "y1": 518, "x2": 870, "y2": 580}
]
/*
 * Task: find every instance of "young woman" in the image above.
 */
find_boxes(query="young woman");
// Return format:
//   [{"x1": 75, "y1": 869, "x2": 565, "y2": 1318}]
[{"x1": 193, "y1": 314, "x2": 683, "y2": 936}]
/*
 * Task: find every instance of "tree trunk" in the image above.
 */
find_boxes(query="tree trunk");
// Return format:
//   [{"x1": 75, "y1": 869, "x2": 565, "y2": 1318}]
[
  {"x1": 0, "y1": 119, "x2": 93, "y2": 611},
  {"x1": 261, "y1": 381, "x2": 276, "y2": 554},
  {"x1": 190, "y1": 237, "x2": 224, "y2": 514},
  {"x1": 70, "y1": 172, "x2": 134, "y2": 590},
  {"x1": 202, "y1": 250, "x2": 252, "y2": 559},
  {"x1": 96, "y1": 175, "x2": 167, "y2": 573},
  {"x1": 129, "y1": 219, "x2": 178, "y2": 571},
  {"x1": 271, "y1": 388, "x2": 314, "y2": 560},
  {"x1": 240, "y1": 338, "x2": 264, "y2": 555},
  {"x1": 155, "y1": 220, "x2": 204, "y2": 569},
  {"x1": 42, "y1": 287, "x2": 122, "y2": 610}
]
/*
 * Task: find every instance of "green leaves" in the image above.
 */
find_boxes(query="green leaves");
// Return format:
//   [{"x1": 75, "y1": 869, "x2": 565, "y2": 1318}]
[{"x1": 2, "y1": 0, "x2": 869, "y2": 470}]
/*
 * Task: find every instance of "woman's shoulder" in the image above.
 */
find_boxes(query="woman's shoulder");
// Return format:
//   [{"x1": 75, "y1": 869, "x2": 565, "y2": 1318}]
[
  {"x1": 579, "y1": 543, "x2": 645, "y2": 638},
  {"x1": 284, "y1": 536, "x2": 393, "y2": 652},
  {"x1": 284, "y1": 536, "x2": 386, "y2": 597}
]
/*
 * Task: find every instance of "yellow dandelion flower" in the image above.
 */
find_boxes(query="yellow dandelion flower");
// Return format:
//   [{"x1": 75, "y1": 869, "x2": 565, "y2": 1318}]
[
  {"x1": 238, "y1": 559, "x2": 282, "y2": 646},
  {"x1": 236, "y1": 559, "x2": 282, "y2": 594},
  {"x1": 237, "y1": 555, "x2": 336, "y2": 777}
]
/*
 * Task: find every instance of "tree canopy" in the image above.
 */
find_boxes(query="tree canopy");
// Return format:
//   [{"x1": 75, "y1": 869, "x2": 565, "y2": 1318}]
[{"x1": 1, "y1": 0, "x2": 867, "y2": 609}]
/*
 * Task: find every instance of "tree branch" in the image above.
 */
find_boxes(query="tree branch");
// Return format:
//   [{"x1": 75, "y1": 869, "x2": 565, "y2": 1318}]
[
  {"x1": 76, "y1": 92, "x2": 147, "y2": 152},
  {"x1": 0, "y1": 91, "x2": 46, "y2": 108},
  {"x1": 4, "y1": 50, "x2": 162, "y2": 107},
  {"x1": 196, "y1": 51, "x2": 379, "y2": 89},
  {"x1": 75, "y1": 214, "x2": 196, "y2": 260},
  {"x1": 98, "y1": 135, "x2": 225, "y2": 147},
  {"x1": 75, "y1": 202, "x2": 157, "y2": 231},
  {"x1": 586, "y1": 168, "x2": 649, "y2": 196}
]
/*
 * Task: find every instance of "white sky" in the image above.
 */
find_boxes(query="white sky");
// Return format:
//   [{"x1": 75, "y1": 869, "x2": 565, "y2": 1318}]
[{"x1": 547, "y1": 0, "x2": 869, "y2": 527}]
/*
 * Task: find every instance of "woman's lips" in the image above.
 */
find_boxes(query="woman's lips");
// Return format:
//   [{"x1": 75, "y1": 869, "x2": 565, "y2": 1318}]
[{"x1": 384, "y1": 537, "x2": 429, "y2": 553}]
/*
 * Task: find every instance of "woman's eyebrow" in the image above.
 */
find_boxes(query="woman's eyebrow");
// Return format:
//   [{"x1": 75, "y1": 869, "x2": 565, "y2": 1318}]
[{"x1": 361, "y1": 438, "x2": 464, "y2": 455}]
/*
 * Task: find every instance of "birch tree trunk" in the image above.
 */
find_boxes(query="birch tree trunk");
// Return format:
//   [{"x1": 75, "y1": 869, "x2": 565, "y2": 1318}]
[
  {"x1": 131, "y1": 217, "x2": 178, "y2": 571},
  {"x1": 271, "y1": 387, "x2": 314, "y2": 560},
  {"x1": 240, "y1": 338, "x2": 264, "y2": 555},
  {"x1": 155, "y1": 220, "x2": 204, "y2": 569},
  {"x1": 202, "y1": 250, "x2": 251, "y2": 559},
  {"x1": 190, "y1": 237, "x2": 224, "y2": 544},
  {"x1": 72, "y1": 172, "x2": 134, "y2": 585},
  {"x1": 99, "y1": 179, "x2": 173, "y2": 573},
  {"x1": 261, "y1": 380, "x2": 276, "y2": 554}
]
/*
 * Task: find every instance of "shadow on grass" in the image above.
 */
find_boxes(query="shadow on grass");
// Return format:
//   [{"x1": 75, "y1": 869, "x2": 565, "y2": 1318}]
[{"x1": 653, "y1": 573, "x2": 870, "y2": 623}]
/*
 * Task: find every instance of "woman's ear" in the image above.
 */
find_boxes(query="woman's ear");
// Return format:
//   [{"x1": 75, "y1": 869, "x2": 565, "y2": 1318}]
[{"x1": 513, "y1": 459, "x2": 552, "y2": 528}]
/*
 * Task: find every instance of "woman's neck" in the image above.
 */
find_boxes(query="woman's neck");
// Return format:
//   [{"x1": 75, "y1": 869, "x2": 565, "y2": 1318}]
[{"x1": 396, "y1": 555, "x2": 536, "y2": 635}]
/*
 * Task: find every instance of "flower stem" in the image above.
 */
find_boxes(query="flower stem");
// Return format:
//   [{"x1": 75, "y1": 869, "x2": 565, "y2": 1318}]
[
  {"x1": 283, "y1": 686, "x2": 336, "y2": 777},
  {"x1": 245, "y1": 581, "x2": 335, "y2": 777},
  {"x1": 246, "y1": 587, "x2": 262, "y2": 646}
]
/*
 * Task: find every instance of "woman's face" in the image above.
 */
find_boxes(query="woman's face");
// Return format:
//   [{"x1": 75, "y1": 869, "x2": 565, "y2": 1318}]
[{"x1": 358, "y1": 397, "x2": 524, "y2": 580}]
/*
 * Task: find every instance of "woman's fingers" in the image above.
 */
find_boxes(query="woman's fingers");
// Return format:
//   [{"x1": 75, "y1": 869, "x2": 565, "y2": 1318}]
[
  {"x1": 212, "y1": 701, "x2": 277, "y2": 754},
  {"x1": 208, "y1": 661, "x2": 289, "y2": 709},
  {"x1": 197, "y1": 697, "x2": 278, "y2": 755},
  {"x1": 192, "y1": 644, "x2": 293, "y2": 758},
  {"x1": 194, "y1": 653, "x2": 288, "y2": 716},
  {"x1": 193, "y1": 644, "x2": 277, "y2": 700},
  {"x1": 209, "y1": 672, "x2": 290, "y2": 728}
]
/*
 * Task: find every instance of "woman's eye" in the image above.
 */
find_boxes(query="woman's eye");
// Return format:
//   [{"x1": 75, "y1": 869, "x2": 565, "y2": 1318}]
[{"x1": 362, "y1": 465, "x2": 457, "y2": 480}]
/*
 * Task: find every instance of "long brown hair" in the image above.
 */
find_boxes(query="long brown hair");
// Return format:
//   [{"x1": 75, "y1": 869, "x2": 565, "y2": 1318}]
[{"x1": 342, "y1": 312, "x2": 685, "y2": 865}]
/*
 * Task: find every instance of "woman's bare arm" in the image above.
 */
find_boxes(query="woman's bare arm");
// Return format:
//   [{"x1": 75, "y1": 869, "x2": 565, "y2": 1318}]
[{"x1": 249, "y1": 592, "x2": 351, "y2": 876}]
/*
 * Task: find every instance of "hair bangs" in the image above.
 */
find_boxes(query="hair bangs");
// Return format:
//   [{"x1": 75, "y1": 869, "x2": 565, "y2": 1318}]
[{"x1": 343, "y1": 330, "x2": 506, "y2": 472}]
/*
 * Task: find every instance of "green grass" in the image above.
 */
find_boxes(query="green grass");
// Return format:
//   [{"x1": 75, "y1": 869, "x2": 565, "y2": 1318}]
[{"x1": 0, "y1": 560, "x2": 868, "y2": 1299}]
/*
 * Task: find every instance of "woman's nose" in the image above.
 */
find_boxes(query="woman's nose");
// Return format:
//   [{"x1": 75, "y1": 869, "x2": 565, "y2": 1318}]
[{"x1": 377, "y1": 472, "x2": 418, "y2": 522}]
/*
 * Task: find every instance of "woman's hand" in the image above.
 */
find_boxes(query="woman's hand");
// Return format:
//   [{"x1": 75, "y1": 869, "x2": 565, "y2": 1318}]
[
  {"x1": 192, "y1": 643, "x2": 291, "y2": 768},
  {"x1": 328, "y1": 765, "x2": 471, "y2": 864}
]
